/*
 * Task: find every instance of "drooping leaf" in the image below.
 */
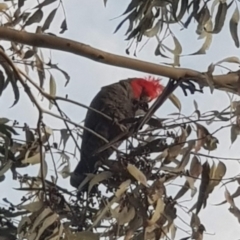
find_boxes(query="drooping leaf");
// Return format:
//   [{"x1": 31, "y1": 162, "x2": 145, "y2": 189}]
[
  {"x1": 0, "y1": 124, "x2": 18, "y2": 139},
  {"x1": 59, "y1": 162, "x2": 70, "y2": 179},
  {"x1": 41, "y1": 125, "x2": 53, "y2": 143},
  {"x1": 195, "y1": 123, "x2": 212, "y2": 152},
  {"x1": 196, "y1": 161, "x2": 210, "y2": 214},
  {"x1": 207, "y1": 161, "x2": 226, "y2": 194},
  {"x1": 193, "y1": 100, "x2": 198, "y2": 111},
  {"x1": 34, "y1": 213, "x2": 58, "y2": 240},
  {"x1": 111, "y1": 205, "x2": 135, "y2": 225},
  {"x1": 168, "y1": 93, "x2": 182, "y2": 111},
  {"x1": 38, "y1": 159, "x2": 48, "y2": 179},
  {"x1": 35, "y1": 54, "x2": 45, "y2": 88},
  {"x1": 60, "y1": 129, "x2": 70, "y2": 150},
  {"x1": 170, "y1": 0, "x2": 188, "y2": 23},
  {"x1": 60, "y1": 19, "x2": 67, "y2": 34},
  {"x1": 88, "y1": 171, "x2": 112, "y2": 194},
  {"x1": 114, "y1": 10, "x2": 136, "y2": 34},
  {"x1": 115, "y1": 179, "x2": 131, "y2": 198},
  {"x1": 174, "y1": 155, "x2": 202, "y2": 200},
  {"x1": 34, "y1": 0, "x2": 57, "y2": 9},
  {"x1": 210, "y1": 2, "x2": 227, "y2": 34},
  {"x1": 18, "y1": 0, "x2": 25, "y2": 8},
  {"x1": 23, "y1": 50, "x2": 35, "y2": 59},
  {"x1": 191, "y1": 19, "x2": 213, "y2": 55},
  {"x1": 0, "y1": 70, "x2": 5, "y2": 96},
  {"x1": 24, "y1": 125, "x2": 35, "y2": 143},
  {"x1": 103, "y1": 0, "x2": 107, "y2": 7},
  {"x1": 229, "y1": 205, "x2": 240, "y2": 223},
  {"x1": 215, "y1": 186, "x2": 240, "y2": 206},
  {"x1": 0, "y1": 54, "x2": 21, "y2": 106},
  {"x1": 24, "y1": 9, "x2": 44, "y2": 27},
  {"x1": 42, "y1": 8, "x2": 57, "y2": 32},
  {"x1": 229, "y1": 6, "x2": 240, "y2": 48},
  {"x1": 195, "y1": 6, "x2": 210, "y2": 35},
  {"x1": 225, "y1": 188, "x2": 235, "y2": 207},
  {"x1": 0, "y1": 161, "x2": 12, "y2": 176},
  {"x1": 22, "y1": 148, "x2": 45, "y2": 165},
  {"x1": 127, "y1": 163, "x2": 147, "y2": 186},
  {"x1": 206, "y1": 63, "x2": 215, "y2": 92},
  {"x1": 231, "y1": 124, "x2": 240, "y2": 144},
  {"x1": 49, "y1": 74, "x2": 56, "y2": 109},
  {"x1": 144, "y1": 20, "x2": 161, "y2": 38},
  {"x1": 46, "y1": 61, "x2": 70, "y2": 86},
  {"x1": 148, "y1": 198, "x2": 165, "y2": 225}
]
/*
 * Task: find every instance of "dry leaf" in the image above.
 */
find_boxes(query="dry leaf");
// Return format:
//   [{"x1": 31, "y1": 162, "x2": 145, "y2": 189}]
[
  {"x1": 49, "y1": 74, "x2": 56, "y2": 109},
  {"x1": 18, "y1": 201, "x2": 44, "y2": 212},
  {"x1": 148, "y1": 198, "x2": 165, "y2": 225},
  {"x1": 111, "y1": 205, "x2": 135, "y2": 225},
  {"x1": 115, "y1": 179, "x2": 131, "y2": 198},
  {"x1": 225, "y1": 188, "x2": 235, "y2": 207},
  {"x1": 127, "y1": 164, "x2": 147, "y2": 186},
  {"x1": 88, "y1": 171, "x2": 112, "y2": 193}
]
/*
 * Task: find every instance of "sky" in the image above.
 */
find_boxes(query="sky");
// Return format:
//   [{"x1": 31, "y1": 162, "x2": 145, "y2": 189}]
[{"x1": 1, "y1": 0, "x2": 240, "y2": 239}]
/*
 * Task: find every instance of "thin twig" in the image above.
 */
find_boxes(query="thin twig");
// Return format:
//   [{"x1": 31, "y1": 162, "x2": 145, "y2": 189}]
[
  {"x1": 54, "y1": 101, "x2": 82, "y2": 156},
  {"x1": 18, "y1": 69, "x2": 112, "y2": 121},
  {"x1": 37, "y1": 114, "x2": 46, "y2": 192}
]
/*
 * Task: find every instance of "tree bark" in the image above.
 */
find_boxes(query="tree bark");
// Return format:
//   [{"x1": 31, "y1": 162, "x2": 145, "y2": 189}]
[{"x1": 0, "y1": 27, "x2": 238, "y2": 94}]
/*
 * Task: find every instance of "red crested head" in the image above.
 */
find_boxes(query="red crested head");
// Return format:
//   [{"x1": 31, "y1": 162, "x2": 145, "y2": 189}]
[{"x1": 130, "y1": 77, "x2": 163, "y2": 101}]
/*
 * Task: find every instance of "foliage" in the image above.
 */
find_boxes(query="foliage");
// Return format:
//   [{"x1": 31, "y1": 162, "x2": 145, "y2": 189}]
[
  {"x1": 114, "y1": 0, "x2": 239, "y2": 66},
  {"x1": 0, "y1": 0, "x2": 239, "y2": 240}
]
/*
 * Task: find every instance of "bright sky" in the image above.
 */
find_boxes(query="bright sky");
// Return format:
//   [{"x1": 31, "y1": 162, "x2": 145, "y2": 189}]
[{"x1": 1, "y1": 0, "x2": 240, "y2": 239}]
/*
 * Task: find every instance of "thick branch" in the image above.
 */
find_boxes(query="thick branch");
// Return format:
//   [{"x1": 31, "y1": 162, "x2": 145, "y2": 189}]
[{"x1": 0, "y1": 27, "x2": 239, "y2": 93}]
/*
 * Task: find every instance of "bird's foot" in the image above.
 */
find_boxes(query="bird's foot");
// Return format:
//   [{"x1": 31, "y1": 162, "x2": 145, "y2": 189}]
[{"x1": 112, "y1": 117, "x2": 127, "y2": 132}]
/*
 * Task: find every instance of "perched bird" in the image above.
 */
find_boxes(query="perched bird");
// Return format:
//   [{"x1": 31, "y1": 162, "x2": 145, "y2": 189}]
[{"x1": 70, "y1": 77, "x2": 163, "y2": 190}]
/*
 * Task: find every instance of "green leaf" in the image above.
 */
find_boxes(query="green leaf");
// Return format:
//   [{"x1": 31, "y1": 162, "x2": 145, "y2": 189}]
[
  {"x1": 46, "y1": 61, "x2": 70, "y2": 86},
  {"x1": 0, "y1": 118, "x2": 10, "y2": 124},
  {"x1": 24, "y1": 9, "x2": 43, "y2": 27},
  {"x1": 168, "y1": 93, "x2": 181, "y2": 111},
  {"x1": 18, "y1": 0, "x2": 25, "y2": 8},
  {"x1": 25, "y1": 126, "x2": 35, "y2": 143},
  {"x1": 0, "y1": 70, "x2": 5, "y2": 96},
  {"x1": 42, "y1": 8, "x2": 57, "y2": 32},
  {"x1": 23, "y1": 50, "x2": 35, "y2": 59},
  {"x1": 229, "y1": 6, "x2": 240, "y2": 48},
  {"x1": 231, "y1": 124, "x2": 240, "y2": 144},
  {"x1": 3, "y1": 124, "x2": 19, "y2": 135},
  {"x1": 211, "y1": 2, "x2": 227, "y2": 34},
  {"x1": 0, "y1": 161, "x2": 12, "y2": 176},
  {"x1": 35, "y1": 54, "x2": 45, "y2": 88}
]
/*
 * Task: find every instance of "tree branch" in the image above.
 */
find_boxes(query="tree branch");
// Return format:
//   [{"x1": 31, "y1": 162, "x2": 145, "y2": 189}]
[{"x1": 0, "y1": 27, "x2": 239, "y2": 93}]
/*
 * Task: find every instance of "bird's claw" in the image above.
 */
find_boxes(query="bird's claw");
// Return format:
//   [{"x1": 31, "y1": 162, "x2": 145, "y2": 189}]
[{"x1": 113, "y1": 117, "x2": 127, "y2": 132}]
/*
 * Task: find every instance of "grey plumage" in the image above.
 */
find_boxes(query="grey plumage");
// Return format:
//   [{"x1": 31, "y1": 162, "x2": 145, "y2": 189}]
[{"x1": 70, "y1": 79, "x2": 139, "y2": 189}]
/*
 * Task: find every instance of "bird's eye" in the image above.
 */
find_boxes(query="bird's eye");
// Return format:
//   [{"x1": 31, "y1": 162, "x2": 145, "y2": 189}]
[
  {"x1": 139, "y1": 101, "x2": 149, "y2": 112},
  {"x1": 132, "y1": 99, "x2": 139, "y2": 106}
]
